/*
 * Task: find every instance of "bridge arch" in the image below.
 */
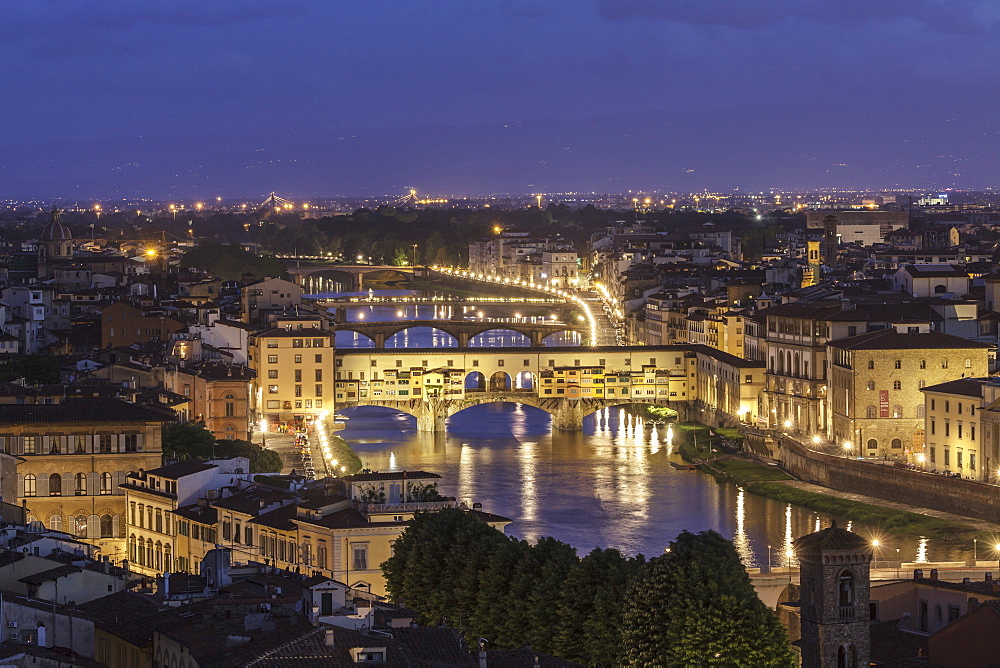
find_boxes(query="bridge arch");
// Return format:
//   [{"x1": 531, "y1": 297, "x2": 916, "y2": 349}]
[
  {"x1": 360, "y1": 268, "x2": 413, "y2": 286},
  {"x1": 489, "y1": 371, "x2": 512, "y2": 392},
  {"x1": 302, "y1": 269, "x2": 357, "y2": 293},
  {"x1": 385, "y1": 326, "x2": 458, "y2": 348},
  {"x1": 514, "y1": 370, "x2": 537, "y2": 390},
  {"x1": 335, "y1": 330, "x2": 375, "y2": 348},
  {"x1": 468, "y1": 328, "x2": 531, "y2": 347},
  {"x1": 465, "y1": 371, "x2": 486, "y2": 392},
  {"x1": 541, "y1": 330, "x2": 584, "y2": 347}
]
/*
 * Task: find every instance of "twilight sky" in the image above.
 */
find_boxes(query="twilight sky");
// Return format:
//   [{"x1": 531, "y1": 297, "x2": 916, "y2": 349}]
[{"x1": 2, "y1": 0, "x2": 999, "y2": 198}]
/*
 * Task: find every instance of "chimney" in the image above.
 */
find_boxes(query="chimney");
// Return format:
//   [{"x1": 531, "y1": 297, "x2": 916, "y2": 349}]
[
  {"x1": 930, "y1": 568, "x2": 939, "y2": 580},
  {"x1": 324, "y1": 629, "x2": 335, "y2": 648},
  {"x1": 913, "y1": 569, "x2": 923, "y2": 580},
  {"x1": 987, "y1": 572, "x2": 993, "y2": 582}
]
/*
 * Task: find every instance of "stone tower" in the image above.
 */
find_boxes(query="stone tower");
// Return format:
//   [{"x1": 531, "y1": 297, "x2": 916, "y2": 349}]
[{"x1": 794, "y1": 521, "x2": 872, "y2": 668}]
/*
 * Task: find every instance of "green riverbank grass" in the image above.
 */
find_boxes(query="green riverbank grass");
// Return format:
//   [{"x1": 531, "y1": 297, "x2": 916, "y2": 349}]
[
  {"x1": 748, "y1": 481, "x2": 977, "y2": 542},
  {"x1": 330, "y1": 435, "x2": 363, "y2": 475}
]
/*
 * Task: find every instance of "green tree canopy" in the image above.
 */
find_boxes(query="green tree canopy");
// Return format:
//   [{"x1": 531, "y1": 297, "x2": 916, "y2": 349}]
[
  {"x1": 620, "y1": 530, "x2": 793, "y2": 667},
  {"x1": 162, "y1": 422, "x2": 281, "y2": 473},
  {"x1": 0, "y1": 355, "x2": 62, "y2": 385}
]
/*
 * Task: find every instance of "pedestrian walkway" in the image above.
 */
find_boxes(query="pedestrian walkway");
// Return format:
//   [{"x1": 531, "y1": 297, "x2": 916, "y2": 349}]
[{"x1": 773, "y1": 479, "x2": 1000, "y2": 533}]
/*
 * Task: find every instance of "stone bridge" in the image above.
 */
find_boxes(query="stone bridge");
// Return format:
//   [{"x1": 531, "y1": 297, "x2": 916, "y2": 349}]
[
  {"x1": 334, "y1": 320, "x2": 589, "y2": 348},
  {"x1": 341, "y1": 391, "x2": 690, "y2": 431},
  {"x1": 284, "y1": 263, "x2": 426, "y2": 290}
]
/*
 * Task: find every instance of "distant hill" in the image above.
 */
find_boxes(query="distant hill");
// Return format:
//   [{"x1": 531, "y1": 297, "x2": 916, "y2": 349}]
[{"x1": 1, "y1": 102, "x2": 996, "y2": 199}]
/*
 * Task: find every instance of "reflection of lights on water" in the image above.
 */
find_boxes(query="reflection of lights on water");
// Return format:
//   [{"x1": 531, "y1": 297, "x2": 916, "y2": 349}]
[
  {"x1": 520, "y1": 441, "x2": 539, "y2": 533},
  {"x1": 650, "y1": 426, "x2": 659, "y2": 455},
  {"x1": 389, "y1": 452, "x2": 396, "y2": 469},
  {"x1": 846, "y1": 521, "x2": 853, "y2": 532},
  {"x1": 733, "y1": 489, "x2": 755, "y2": 567},
  {"x1": 814, "y1": 516, "x2": 821, "y2": 532},
  {"x1": 457, "y1": 443, "x2": 475, "y2": 504},
  {"x1": 915, "y1": 537, "x2": 929, "y2": 563},
  {"x1": 782, "y1": 504, "x2": 797, "y2": 568}
]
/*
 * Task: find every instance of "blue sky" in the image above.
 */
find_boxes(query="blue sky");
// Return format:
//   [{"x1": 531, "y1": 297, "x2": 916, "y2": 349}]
[{"x1": 3, "y1": 0, "x2": 999, "y2": 196}]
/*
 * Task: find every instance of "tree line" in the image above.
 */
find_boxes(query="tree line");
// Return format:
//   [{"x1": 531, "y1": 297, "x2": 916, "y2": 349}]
[{"x1": 382, "y1": 509, "x2": 792, "y2": 667}]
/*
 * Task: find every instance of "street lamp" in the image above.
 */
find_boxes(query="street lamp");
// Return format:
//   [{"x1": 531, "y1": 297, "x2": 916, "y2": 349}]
[{"x1": 994, "y1": 543, "x2": 1000, "y2": 571}]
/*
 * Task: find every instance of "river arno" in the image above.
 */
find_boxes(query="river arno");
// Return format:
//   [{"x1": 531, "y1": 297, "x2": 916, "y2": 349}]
[{"x1": 321, "y1": 289, "x2": 969, "y2": 566}]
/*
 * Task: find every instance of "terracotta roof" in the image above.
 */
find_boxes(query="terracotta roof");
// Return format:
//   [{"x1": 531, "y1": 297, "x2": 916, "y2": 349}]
[
  {"x1": 920, "y1": 378, "x2": 985, "y2": 397},
  {"x1": 827, "y1": 329, "x2": 992, "y2": 351},
  {"x1": 0, "y1": 398, "x2": 175, "y2": 423},
  {"x1": 75, "y1": 591, "x2": 157, "y2": 647},
  {"x1": 18, "y1": 564, "x2": 82, "y2": 585},
  {"x1": 142, "y1": 460, "x2": 218, "y2": 479}
]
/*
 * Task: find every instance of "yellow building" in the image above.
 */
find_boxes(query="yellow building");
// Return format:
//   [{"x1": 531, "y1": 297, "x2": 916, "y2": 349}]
[
  {"x1": 827, "y1": 324, "x2": 991, "y2": 461},
  {"x1": 921, "y1": 378, "x2": 986, "y2": 479},
  {"x1": 122, "y1": 458, "x2": 252, "y2": 577},
  {"x1": 0, "y1": 398, "x2": 171, "y2": 558},
  {"x1": 250, "y1": 316, "x2": 334, "y2": 424}
]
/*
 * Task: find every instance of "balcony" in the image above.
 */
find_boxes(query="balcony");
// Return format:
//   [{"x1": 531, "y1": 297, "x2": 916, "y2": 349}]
[
  {"x1": 354, "y1": 500, "x2": 458, "y2": 513},
  {"x1": 839, "y1": 605, "x2": 855, "y2": 619}
]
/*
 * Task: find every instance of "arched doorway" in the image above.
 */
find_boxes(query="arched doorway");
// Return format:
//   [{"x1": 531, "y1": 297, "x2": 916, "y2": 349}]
[
  {"x1": 465, "y1": 371, "x2": 486, "y2": 392},
  {"x1": 489, "y1": 371, "x2": 512, "y2": 392}
]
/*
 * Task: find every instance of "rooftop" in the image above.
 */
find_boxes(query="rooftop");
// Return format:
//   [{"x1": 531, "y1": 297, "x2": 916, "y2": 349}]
[
  {"x1": 0, "y1": 397, "x2": 175, "y2": 424},
  {"x1": 827, "y1": 328, "x2": 993, "y2": 351}
]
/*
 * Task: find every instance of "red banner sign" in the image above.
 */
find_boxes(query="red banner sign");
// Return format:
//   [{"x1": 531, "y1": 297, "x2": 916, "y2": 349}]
[{"x1": 879, "y1": 390, "x2": 890, "y2": 417}]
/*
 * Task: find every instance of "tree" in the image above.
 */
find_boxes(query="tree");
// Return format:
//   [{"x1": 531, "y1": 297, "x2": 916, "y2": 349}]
[
  {"x1": 553, "y1": 548, "x2": 644, "y2": 666},
  {"x1": 0, "y1": 355, "x2": 62, "y2": 385},
  {"x1": 382, "y1": 508, "x2": 506, "y2": 632},
  {"x1": 620, "y1": 530, "x2": 793, "y2": 667},
  {"x1": 161, "y1": 422, "x2": 281, "y2": 473}
]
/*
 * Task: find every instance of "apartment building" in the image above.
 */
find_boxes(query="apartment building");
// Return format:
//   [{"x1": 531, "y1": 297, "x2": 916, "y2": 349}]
[{"x1": 249, "y1": 316, "x2": 334, "y2": 423}]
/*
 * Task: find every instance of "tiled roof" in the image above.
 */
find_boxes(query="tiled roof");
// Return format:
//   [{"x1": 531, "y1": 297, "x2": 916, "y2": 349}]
[
  {"x1": 250, "y1": 503, "x2": 299, "y2": 531},
  {"x1": 0, "y1": 398, "x2": 175, "y2": 423},
  {"x1": 252, "y1": 327, "x2": 331, "y2": 338},
  {"x1": 143, "y1": 460, "x2": 218, "y2": 479},
  {"x1": 827, "y1": 329, "x2": 992, "y2": 351},
  {"x1": 172, "y1": 503, "x2": 218, "y2": 524},
  {"x1": 18, "y1": 564, "x2": 82, "y2": 585},
  {"x1": 75, "y1": 591, "x2": 157, "y2": 647},
  {"x1": 920, "y1": 378, "x2": 985, "y2": 397},
  {"x1": 793, "y1": 524, "x2": 871, "y2": 554}
]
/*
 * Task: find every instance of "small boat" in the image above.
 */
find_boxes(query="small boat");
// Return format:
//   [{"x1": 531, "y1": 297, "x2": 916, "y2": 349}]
[{"x1": 669, "y1": 462, "x2": 698, "y2": 471}]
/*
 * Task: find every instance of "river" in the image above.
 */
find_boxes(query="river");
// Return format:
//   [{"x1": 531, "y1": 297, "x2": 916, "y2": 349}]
[{"x1": 320, "y1": 289, "x2": 969, "y2": 566}]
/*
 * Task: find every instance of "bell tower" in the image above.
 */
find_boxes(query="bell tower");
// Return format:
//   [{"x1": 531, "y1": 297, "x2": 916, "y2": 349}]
[{"x1": 794, "y1": 521, "x2": 872, "y2": 668}]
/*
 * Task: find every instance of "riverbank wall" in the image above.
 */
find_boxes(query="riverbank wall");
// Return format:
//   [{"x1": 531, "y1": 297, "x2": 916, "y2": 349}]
[{"x1": 776, "y1": 436, "x2": 1000, "y2": 524}]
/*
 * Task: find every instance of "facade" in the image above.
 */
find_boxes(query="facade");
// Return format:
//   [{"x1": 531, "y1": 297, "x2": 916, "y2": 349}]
[
  {"x1": 122, "y1": 458, "x2": 251, "y2": 577},
  {"x1": 101, "y1": 300, "x2": 186, "y2": 348},
  {"x1": 827, "y1": 324, "x2": 990, "y2": 460},
  {"x1": 162, "y1": 361, "x2": 254, "y2": 441},
  {"x1": 240, "y1": 277, "x2": 303, "y2": 325},
  {"x1": 249, "y1": 316, "x2": 334, "y2": 423},
  {"x1": 0, "y1": 398, "x2": 171, "y2": 556},
  {"x1": 892, "y1": 264, "x2": 969, "y2": 298}
]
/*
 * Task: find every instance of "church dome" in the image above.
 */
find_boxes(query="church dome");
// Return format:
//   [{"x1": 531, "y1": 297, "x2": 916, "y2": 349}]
[{"x1": 41, "y1": 217, "x2": 73, "y2": 242}]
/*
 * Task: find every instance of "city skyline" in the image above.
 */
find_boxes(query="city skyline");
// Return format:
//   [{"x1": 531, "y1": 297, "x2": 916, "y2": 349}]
[{"x1": 3, "y1": 1, "x2": 1000, "y2": 198}]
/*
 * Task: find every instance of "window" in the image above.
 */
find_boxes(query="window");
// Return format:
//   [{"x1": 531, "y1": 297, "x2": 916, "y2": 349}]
[
  {"x1": 295, "y1": 385, "x2": 302, "y2": 397},
  {"x1": 891, "y1": 438, "x2": 902, "y2": 449},
  {"x1": 945, "y1": 422, "x2": 951, "y2": 437},
  {"x1": 268, "y1": 355, "x2": 278, "y2": 364},
  {"x1": 49, "y1": 473, "x2": 62, "y2": 496},
  {"x1": 75, "y1": 473, "x2": 87, "y2": 495},
  {"x1": 268, "y1": 370, "x2": 278, "y2": 379},
  {"x1": 945, "y1": 450, "x2": 951, "y2": 466},
  {"x1": 971, "y1": 425, "x2": 976, "y2": 441},
  {"x1": 867, "y1": 360, "x2": 874, "y2": 369},
  {"x1": 957, "y1": 451, "x2": 964, "y2": 469},
  {"x1": 292, "y1": 339, "x2": 303, "y2": 348},
  {"x1": 22, "y1": 436, "x2": 35, "y2": 455},
  {"x1": 100, "y1": 514, "x2": 113, "y2": 538},
  {"x1": 920, "y1": 360, "x2": 926, "y2": 369},
  {"x1": 315, "y1": 385, "x2": 323, "y2": 397},
  {"x1": 965, "y1": 358, "x2": 972, "y2": 368},
  {"x1": 125, "y1": 434, "x2": 138, "y2": 452},
  {"x1": 99, "y1": 434, "x2": 113, "y2": 453},
  {"x1": 867, "y1": 381, "x2": 875, "y2": 391},
  {"x1": 100, "y1": 472, "x2": 112, "y2": 495},
  {"x1": 917, "y1": 405, "x2": 925, "y2": 418},
  {"x1": 23, "y1": 474, "x2": 36, "y2": 497},
  {"x1": 294, "y1": 369, "x2": 302, "y2": 382},
  {"x1": 352, "y1": 543, "x2": 369, "y2": 570},
  {"x1": 894, "y1": 360, "x2": 901, "y2": 369},
  {"x1": 315, "y1": 354, "x2": 323, "y2": 363},
  {"x1": 970, "y1": 453, "x2": 976, "y2": 470},
  {"x1": 867, "y1": 439, "x2": 877, "y2": 450},
  {"x1": 893, "y1": 381, "x2": 901, "y2": 390},
  {"x1": 225, "y1": 401, "x2": 235, "y2": 417},
  {"x1": 919, "y1": 380, "x2": 926, "y2": 389},
  {"x1": 75, "y1": 435, "x2": 87, "y2": 453},
  {"x1": 315, "y1": 369, "x2": 323, "y2": 381},
  {"x1": 268, "y1": 385, "x2": 279, "y2": 394},
  {"x1": 294, "y1": 354, "x2": 302, "y2": 364},
  {"x1": 942, "y1": 359, "x2": 949, "y2": 369},
  {"x1": 266, "y1": 339, "x2": 278, "y2": 348},
  {"x1": 866, "y1": 405, "x2": 877, "y2": 418}
]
